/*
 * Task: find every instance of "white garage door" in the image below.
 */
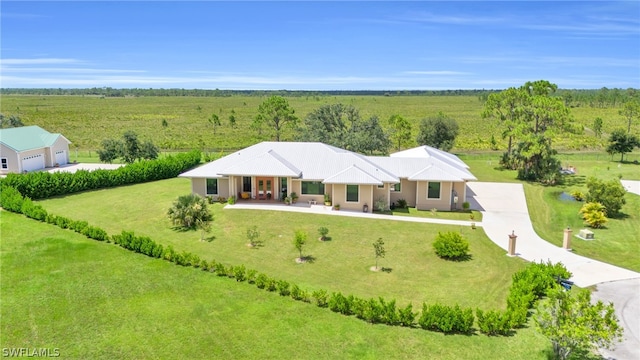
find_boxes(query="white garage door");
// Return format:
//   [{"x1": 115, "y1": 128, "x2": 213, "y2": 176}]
[
  {"x1": 55, "y1": 150, "x2": 67, "y2": 165},
  {"x1": 22, "y1": 154, "x2": 45, "y2": 172}
]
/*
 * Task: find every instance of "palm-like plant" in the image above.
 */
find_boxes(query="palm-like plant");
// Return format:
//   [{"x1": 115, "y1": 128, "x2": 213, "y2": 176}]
[{"x1": 168, "y1": 194, "x2": 213, "y2": 230}]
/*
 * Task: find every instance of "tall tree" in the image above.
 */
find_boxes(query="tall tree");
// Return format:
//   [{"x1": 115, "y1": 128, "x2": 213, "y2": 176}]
[
  {"x1": 347, "y1": 115, "x2": 390, "y2": 155},
  {"x1": 482, "y1": 80, "x2": 574, "y2": 183},
  {"x1": 619, "y1": 100, "x2": 640, "y2": 134},
  {"x1": 388, "y1": 114, "x2": 413, "y2": 150},
  {"x1": 535, "y1": 288, "x2": 622, "y2": 360},
  {"x1": 254, "y1": 96, "x2": 298, "y2": 141},
  {"x1": 97, "y1": 138, "x2": 123, "y2": 163},
  {"x1": 416, "y1": 112, "x2": 459, "y2": 151},
  {"x1": 606, "y1": 129, "x2": 639, "y2": 162},
  {"x1": 298, "y1": 103, "x2": 356, "y2": 147},
  {"x1": 122, "y1": 130, "x2": 142, "y2": 164}
]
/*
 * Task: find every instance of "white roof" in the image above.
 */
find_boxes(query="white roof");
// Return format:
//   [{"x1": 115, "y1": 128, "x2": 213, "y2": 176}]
[{"x1": 180, "y1": 142, "x2": 475, "y2": 184}]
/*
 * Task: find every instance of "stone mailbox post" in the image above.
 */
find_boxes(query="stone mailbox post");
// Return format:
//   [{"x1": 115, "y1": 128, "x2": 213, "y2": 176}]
[
  {"x1": 563, "y1": 227, "x2": 572, "y2": 251},
  {"x1": 508, "y1": 230, "x2": 517, "y2": 256}
]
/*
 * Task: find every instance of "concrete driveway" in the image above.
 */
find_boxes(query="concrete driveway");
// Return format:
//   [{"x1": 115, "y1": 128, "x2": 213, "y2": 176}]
[
  {"x1": 467, "y1": 182, "x2": 640, "y2": 359},
  {"x1": 621, "y1": 180, "x2": 640, "y2": 196}
]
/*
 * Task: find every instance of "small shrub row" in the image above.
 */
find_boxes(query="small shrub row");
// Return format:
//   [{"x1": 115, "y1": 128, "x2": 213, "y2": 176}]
[
  {"x1": 328, "y1": 292, "x2": 417, "y2": 326},
  {"x1": 0, "y1": 150, "x2": 201, "y2": 200},
  {"x1": 419, "y1": 303, "x2": 474, "y2": 334}
]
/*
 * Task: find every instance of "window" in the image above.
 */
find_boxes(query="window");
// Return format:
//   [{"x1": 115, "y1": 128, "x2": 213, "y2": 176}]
[
  {"x1": 392, "y1": 183, "x2": 401, "y2": 192},
  {"x1": 427, "y1": 182, "x2": 441, "y2": 199},
  {"x1": 242, "y1": 177, "x2": 251, "y2": 192},
  {"x1": 1, "y1": 158, "x2": 7, "y2": 170},
  {"x1": 206, "y1": 178, "x2": 218, "y2": 195},
  {"x1": 346, "y1": 184, "x2": 359, "y2": 202},
  {"x1": 301, "y1": 181, "x2": 324, "y2": 195},
  {"x1": 377, "y1": 184, "x2": 384, "y2": 189}
]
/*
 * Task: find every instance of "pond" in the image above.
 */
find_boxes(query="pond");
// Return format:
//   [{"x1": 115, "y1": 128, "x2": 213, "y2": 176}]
[{"x1": 559, "y1": 192, "x2": 577, "y2": 202}]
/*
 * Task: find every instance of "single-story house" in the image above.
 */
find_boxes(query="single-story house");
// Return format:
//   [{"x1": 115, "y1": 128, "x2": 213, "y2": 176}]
[
  {"x1": 179, "y1": 142, "x2": 476, "y2": 213},
  {"x1": 0, "y1": 125, "x2": 72, "y2": 175}
]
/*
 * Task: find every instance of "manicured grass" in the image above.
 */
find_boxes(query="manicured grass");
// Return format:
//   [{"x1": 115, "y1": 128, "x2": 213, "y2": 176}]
[
  {"x1": 389, "y1": 207, "x2": 483, "y2": 222},
  {"x1": 37, "y1": 178, "x2": 526, "y2": 311},
  {"x1": 1, "y1": 211, "x2": 551, "y2": 359},
  {"x1": 524, "y1": 185, "x2": 640, "y2": 272}
]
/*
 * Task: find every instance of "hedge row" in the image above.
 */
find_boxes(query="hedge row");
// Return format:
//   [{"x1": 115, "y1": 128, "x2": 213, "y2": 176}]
[
  {"x1": 0, "y1": 150, "x2": 201, "y2": 200},
  {"x1": 1, "y1": 185, "x2": 570, "y2": 336}
]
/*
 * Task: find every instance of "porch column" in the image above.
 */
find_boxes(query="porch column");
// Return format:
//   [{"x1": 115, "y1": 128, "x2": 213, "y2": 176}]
[
  {"x1": 463, "y1": 181, "x2": 468, "y2": 207},
  {"x1": 387, "y1": 184, "x2": 391, "y2": 210},
  {"x1": 229, "y1": 176, "x2": 235, "y2": 199}
]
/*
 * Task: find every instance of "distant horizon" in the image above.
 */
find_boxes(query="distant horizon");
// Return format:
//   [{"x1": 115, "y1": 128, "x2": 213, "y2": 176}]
[{"x1": 2, "y1": 2, "x2": 638, "y2": 90}]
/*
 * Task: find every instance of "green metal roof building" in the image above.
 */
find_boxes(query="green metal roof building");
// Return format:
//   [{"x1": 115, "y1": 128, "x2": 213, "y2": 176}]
[{"x1": 0, "y1": 125, "x2": 71, "y2": 174}]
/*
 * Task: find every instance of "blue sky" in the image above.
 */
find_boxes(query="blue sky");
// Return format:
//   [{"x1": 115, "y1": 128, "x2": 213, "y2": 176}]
[{"x1": 1, "y1": 1, "x2": 639, "y2": 90}]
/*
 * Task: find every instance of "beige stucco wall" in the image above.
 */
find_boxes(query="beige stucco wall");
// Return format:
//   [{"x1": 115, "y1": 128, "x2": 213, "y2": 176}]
[
  {"x1": 452, "y1": 181, "x2": 466, "y2": 210},
  {"x1": 0, "y1": 144, "x2": 20, "y2": 174},
  {"x1": 49, "y1": 137, "x2": 71, "y2": 166},
  {"x1": 416, "y1": 181, "x2": 453, "y2": 211},
  {"x1": 372, "y1": 183, "x2": 389, "y2": 210},
  {"x1": 390, "y1": 178, "x2": 417, "y2": 207},
  {"x1": 331, "y1": 184, "x2": 374, "y2": 213},
  {"x1": 191, "y1": 178, "x2": 229, "y2": 199}
]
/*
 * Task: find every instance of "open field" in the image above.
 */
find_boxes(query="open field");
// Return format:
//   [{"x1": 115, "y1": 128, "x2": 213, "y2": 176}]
[
  {"x1": 2, "y1": 95, "x2": 635, "y2": 152},
  {"x1": 0, "y1": 211, "x2": 551, "y2": 359},
  {"x1": 37, "y1": 178, "x2": 526, "y2": 311}
]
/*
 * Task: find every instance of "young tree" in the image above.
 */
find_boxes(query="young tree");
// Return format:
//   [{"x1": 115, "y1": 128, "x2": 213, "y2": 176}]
[
  {"x1": 593, "y1": 117, "x2": 603, "y2": 138},
  {"x1": 293, "y1": 230, "x2": 307, "y2": 261},
  {"x1": 388, "y1": 114, "x2": 413, "y2": 150},
  {"x1": 416, "y1": 112, "x2": 459, "y2": 151},
  {"x1": 317, "y1": 226, "x2": 329, "y2": 241},
  {"x1": 209, "y1": 113, "x2": 221, "y2": 134},
  {"x1": 246, "y1": 225, "x2": 261, "y2": 247},
  {"x1": 606, "y1": 129, "x2": 639, "y2": 162},
  {"x1": 373, "y1": 238, "x2": 386, "y2": 270},
  {"x1": 228, "y1": 109, "x2": 237, "y2": 128},
  {"x1": 619, "y1": 100, "x2": 640, "y2": 134},
  {"x1": 535, "y1": 288, "x2": 622, "y2": 360},
  {"x1": 167, "y1": 194, "x2": 213, "y2": 231},
  {"x1": 254, "y1": 95, "x2": 298, "y2": 141}
]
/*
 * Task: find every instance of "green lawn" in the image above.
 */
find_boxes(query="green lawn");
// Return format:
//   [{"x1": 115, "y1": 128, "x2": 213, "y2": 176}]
[
  {"x1": 37, "y1": 178, "x2": 525, "y2": 311},
  {"x1": 1, "y1": 211, "x2": 551, "y2": 359}
]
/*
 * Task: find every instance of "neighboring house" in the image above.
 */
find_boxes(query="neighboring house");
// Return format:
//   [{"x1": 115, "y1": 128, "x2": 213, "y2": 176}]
[
  {"x1": 0, "y1": 126, "x2": 71, "y2": 175},
  {"x1": 179, "y1": 142, "x2": 476, "y2": 213}
]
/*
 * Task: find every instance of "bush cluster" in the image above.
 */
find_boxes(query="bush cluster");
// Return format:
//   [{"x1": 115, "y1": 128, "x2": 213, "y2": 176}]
[
  {"x1": 0, "y1": 150, "x2": 201, "y2": 200},
  {"x1": 433, "y1": 231, "x2": 470, "y2": 260},
  {"x1": 419, "y1": 303, "x2": 474, "y2": 334}
]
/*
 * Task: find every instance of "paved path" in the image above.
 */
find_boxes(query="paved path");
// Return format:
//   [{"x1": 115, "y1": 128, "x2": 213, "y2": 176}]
[
  {"x1": 621, "y1": 180, "x2": 640, "y2": 196},
  {"x1": 466, "y1": 182, "x2": 639, "y2": 287},
  {"x1": 226, "y1": 202, "x2": 480, "y2": 227}
]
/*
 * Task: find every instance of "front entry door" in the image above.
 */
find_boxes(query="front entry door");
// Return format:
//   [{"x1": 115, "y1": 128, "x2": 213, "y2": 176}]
[{"x1": 256, "y1": 177, "x2": 273, "y2": 200}]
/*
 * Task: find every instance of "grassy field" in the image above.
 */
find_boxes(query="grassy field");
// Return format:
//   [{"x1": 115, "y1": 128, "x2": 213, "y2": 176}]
[
  {"x1": 37, "y1": 178, "x2": 526, "y2": 311},
  {"x1": 2, "y1": 94, "x2": 634, "y2": 152},
  {"x1": 1, "y1": 211, "x2": 551, "y2": 359}
]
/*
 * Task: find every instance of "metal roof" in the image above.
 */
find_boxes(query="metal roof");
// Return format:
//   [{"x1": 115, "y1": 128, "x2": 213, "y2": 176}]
[
  {"x1": 322, "y1": 164, "x2": 384, "y2": 185},
  {"x1": 0, "y1": 125, "x2": 71, "y2": 152},
  {"x1": 180, "y1": 142, "x2": 474, "y2": 184}
]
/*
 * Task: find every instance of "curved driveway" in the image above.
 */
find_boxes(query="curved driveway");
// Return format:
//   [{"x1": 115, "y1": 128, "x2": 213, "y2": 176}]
[{"x1": 467, "y1": 182, "x2": 640, "y2": 359}]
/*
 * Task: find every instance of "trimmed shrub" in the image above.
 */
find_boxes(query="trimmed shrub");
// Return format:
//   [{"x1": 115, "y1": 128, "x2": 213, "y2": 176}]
[
  {"x1": 579, "y1": 202, "x2": 608, "y2": 228},
  {"x1": 1, "y1": 150, "x2": 201, "y2": 200},
  {"x1": 255, "y1": 273, "x2": 269, "y2": 289},
  {"x1": 246, "y1": 269, "x2": 257, "y2": 284},
  {"x1": 290, "y1": 284, "x2": 310, "y2": 302},
  {"x1": 0, "y1": 186, "x2": 24, "y2": 213},
  {"x1": 476, "y1": 309, "x2": 513, "y2": 336},
  {"x1": 433, "y1": 231, "x2": 470, "y2": 260},
  {"x1": 277, "y1": 280, "x2": 290, "y2": 296},
  {"x1": 585, "y1": 177, "x2": 626, "y2": 217},
  {"x1": 265, "y1": 278, "x2": 277, "y2": 292},
  {"x1": 418, "y1": 303, "x2": 474, "y2": 334},
  {"x1": 214, "y1": 262, "x2": 227, "y2": 276},
  {"x1": 312, "y1": 289, "x2": 328, "y2": 308},
  {"x1": 21, "y1": 198, "x2": 48, "y2": 221},
  {"x1": 233, "y1": 265, "x2": 247, "y2": 282},
  {"x1": 398, "y1": 303, "x2": 416, "y2": 327}
]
